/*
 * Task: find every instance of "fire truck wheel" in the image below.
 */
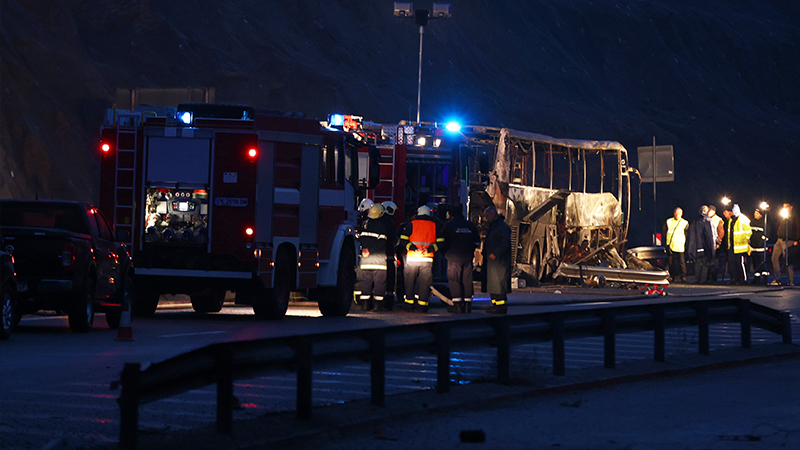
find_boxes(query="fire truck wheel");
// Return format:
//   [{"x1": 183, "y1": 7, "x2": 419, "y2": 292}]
[
  {"x1": 317, "y1": 245, "x2": 356, "y2": 317},
  {"x1": 190, "y1": 289, "x2": 225, "y2": 314},
  {"x1": 133, "y1": 282, "x2": 160, "y2": 317},
  {"x1": 68, "y1": 277, "x2": 95, "y2": 333},
  {"x1": 253, "y1": 249, "x2": 293, "y2": 319}
]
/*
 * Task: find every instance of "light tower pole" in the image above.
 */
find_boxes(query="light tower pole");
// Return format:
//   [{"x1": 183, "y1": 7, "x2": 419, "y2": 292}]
[{"x1": 394, "y1": 3, "x2": 451, "y2": 125}]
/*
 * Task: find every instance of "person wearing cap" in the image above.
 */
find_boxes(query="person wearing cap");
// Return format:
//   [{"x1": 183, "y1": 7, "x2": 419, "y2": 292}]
[
  {"x1": 663, "y1": 207, "x2": 689, "y2": 283},
  {"x1": 398, "y1": 205, "x2": 443, "y2": 312},
  {"x1": 687, "y1": 205, "x2": 715, "y2": 284},
  {"x1": 482, "y1": 206, "x2": 512, "y2": 314},
  {"x1": 441, "y1": 204, "x2": 480, "y2": 313},
  {"x1": 727, "y1": 204, "x2": 752, "y2": 285},
  {"x1": 379, "y1": 201, "x2": 399, "y2": 309},
  {"x1": 356, "y1": 203, "x2": 394, "y2": 311},
  {"x1": 750, "y1": 208, "x2": 769, "y2": 285}
]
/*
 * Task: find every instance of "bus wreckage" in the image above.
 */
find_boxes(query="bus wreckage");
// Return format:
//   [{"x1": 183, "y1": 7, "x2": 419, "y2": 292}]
[{"x1": 463, "y1": 127, "x2": 668, "y2": 286}]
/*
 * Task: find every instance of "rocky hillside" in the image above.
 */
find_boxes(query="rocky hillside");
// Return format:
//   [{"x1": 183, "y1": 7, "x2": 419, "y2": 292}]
[{"x1": 2, "y1": 0, "x2": 798, "y2": 244}]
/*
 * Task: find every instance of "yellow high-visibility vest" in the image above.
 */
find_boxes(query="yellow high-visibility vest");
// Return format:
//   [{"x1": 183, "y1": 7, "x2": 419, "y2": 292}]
[{"x1": 666, "y1": 217, "x2": 688, "y2": 253}]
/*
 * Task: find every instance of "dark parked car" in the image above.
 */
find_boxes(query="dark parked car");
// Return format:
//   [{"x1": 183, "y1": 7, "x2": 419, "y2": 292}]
[
  {"x1": 1, "y1": 238, "x2": 18, "y2": 339},
  {"x1": 0, "y1": 200, "x2": 133, "y2": 332}
]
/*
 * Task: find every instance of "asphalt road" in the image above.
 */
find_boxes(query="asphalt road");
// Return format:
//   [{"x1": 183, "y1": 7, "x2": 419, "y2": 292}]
[{"x1": 2, "y1": 284, "x2": 799, "y2": 450}]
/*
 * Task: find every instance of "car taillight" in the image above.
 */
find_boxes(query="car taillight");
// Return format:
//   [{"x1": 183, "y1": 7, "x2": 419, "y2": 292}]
[{"x1": 62, "y1": 242, "x2": 76, "y2": 272}]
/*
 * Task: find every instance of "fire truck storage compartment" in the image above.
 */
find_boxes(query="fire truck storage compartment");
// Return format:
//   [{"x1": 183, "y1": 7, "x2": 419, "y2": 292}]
[{"x1": 143, "y1": 135, "x2": 212, "y2": 245}]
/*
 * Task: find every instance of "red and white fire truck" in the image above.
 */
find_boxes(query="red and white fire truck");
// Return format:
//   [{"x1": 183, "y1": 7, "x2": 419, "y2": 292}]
[{"x1": 99, "y1": 103, "x2": 376, "y2": 318}]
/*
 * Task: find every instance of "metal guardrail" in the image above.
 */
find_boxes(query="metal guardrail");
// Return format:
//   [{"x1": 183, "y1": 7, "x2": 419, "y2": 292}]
[{"x1": 113, "y1": 297, "x2": 792, "y2": 450}]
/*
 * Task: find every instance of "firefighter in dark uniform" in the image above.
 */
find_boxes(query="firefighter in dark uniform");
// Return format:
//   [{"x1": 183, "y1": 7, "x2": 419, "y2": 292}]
[
  {"x1": 750, "y1": 208, "x2": 768, "y2": 284},
  {"x1": 482, "y1": 206, "x2": 512, "y2": 314},
  {"x1": 357, "y1": 203, "x2": 393, "y2": 311},
  {"x1": 399, "y1": 205, "x2": 444, "y2": 313},
  {"x1": 380, "y1": 201, "x2": 398, "y2": 310},
  {"x1": 441, "y1": 205, "x2": 480, "y2": 313}
]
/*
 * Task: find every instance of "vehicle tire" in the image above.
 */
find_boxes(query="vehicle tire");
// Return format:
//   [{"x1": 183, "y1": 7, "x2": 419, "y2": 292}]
[
  {"x1": 190, "y1": 288, "x2": 225, "y2": 314},
  {"x1": 1, "y1": 282, "x2": 15, "y2": 340},
  {"x1": 106, "y1": 271, "x2": 133, "y2": 329},
  {"x1": 317, "y1": 244, "x2": 356, "y2": 317},
  {"x1": 133, "y1": 280, "x2": 160, "y2": 318},
  {"x1": 68, "y1": 277, "x2": 95, "y2": 333},
  {"x1": 252, "y1": 249, "x2": 293, "y2": 319}
]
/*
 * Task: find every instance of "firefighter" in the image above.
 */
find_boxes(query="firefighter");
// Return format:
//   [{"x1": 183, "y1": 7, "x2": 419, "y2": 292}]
[
  {"x1": 357, "y1": 203, "x2": 393, "y2": 311},
  {"x1": 381, "y1": 201, "x2": 399, "y2": 310},
  {"x1": 399, "y1": 205, "x2": 444, "y2": 313},
  {"x1": 357, "y1": 198, "x2": 374, "y2": 229},
  {"x1": 750, "y1": 208, "x2": 768, "y2": 284},
  {"x1": 482, "y1": 206, "x2": 512, "y2": 314},
  {"x1": 441, "y1": 204, "x2": 481, "y2": 313}
]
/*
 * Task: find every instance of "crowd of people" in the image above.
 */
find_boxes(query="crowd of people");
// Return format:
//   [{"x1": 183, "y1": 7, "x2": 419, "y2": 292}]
[
  {"x1": 664, "y1": 202, "x2": 799, "y2": 285},
  {"x1": 355, "y1": 199, "x2": 511, "y2": 314}
]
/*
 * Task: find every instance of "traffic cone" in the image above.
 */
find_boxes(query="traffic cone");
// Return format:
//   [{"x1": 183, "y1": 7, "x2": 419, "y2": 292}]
[{"x1": 115, "y1": 301, "x2": 135, "y2": 341}]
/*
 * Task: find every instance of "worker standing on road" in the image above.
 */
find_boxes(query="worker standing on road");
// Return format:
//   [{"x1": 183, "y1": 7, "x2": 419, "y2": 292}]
[
  {"x1": 399, "y1": 205, "x2": 443, "y2": 313},
  {"x1": 441, "y1": 205, "x2": 481, "y2": 313},
  {"x1": 716, "y1": 208, "x2": 734, "y2": 282},
  {"x1": 357, "y1": 203, "x2": 393, "y2": 311},
  {"x1": 750, "y1": 208, "x2": 769, "y2": 285},
  {"x1": 706, "y1": 205, "x2": 725, "y2": 282},
  {"x1": 482, "y1": 206, "x2": 512, "y2": 314},
  {"x1": 380, "y1": 201, "x2": 399, "y2": 310},
  {"x1": 771, "y1": 203, "x2": 800, "y2": 286},
  {"x1": 728, "y1": 204, "x2": 752, "y2": 285},
  {"x1": 663, "y1": 207, "x2": 689, "y2": 283},
  {"x1": 687, "y1": 205, "x2": 715, "y2": 284}
]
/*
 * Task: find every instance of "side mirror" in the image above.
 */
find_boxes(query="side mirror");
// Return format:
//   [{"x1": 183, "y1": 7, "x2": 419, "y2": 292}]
[
  {"x1": 367, "y1": 146, "x2": 381, "y2": 189},
  {"x1": 115, "y1": 229, "x2": 131, "y2": 242}
]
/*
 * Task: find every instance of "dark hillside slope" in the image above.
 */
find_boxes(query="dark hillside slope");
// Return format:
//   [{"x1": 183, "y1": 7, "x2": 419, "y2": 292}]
[{"x1": 1, "y1": 0, "x2": 798, "y2": 244}]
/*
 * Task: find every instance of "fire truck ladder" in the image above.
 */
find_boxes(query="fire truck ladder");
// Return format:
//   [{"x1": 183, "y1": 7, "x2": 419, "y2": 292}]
[
  {"x1": 113, "y1": 112, "x2": 141, "y2": 246},
  {"x1": 372, "y1": 145, "x2": 396, "y2": 205}
]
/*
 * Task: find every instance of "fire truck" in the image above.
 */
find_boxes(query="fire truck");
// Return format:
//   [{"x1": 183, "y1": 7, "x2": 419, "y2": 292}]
[{"x1": 99, "y1": 104, "x2": 377, "y2": 318}]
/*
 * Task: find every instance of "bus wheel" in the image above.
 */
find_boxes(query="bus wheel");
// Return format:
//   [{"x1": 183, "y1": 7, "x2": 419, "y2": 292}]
[{"x1": 317, "y1": 245, "x2": 355, "y2": 317}]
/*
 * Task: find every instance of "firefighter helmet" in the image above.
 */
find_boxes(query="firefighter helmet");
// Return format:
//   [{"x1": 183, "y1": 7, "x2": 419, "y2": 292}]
[
  {"x1": 368, "y1": 203, "x2": 385, "y2": 219},
  {"x1": 417, "y1": 205, "x2": 432, "y2": 216},
  {"x1": 382, "y1": 201, "x2": 398, "y2": 216},
  {"x1": 358, "y1": 198, "x2": 374, "y2": 213}
]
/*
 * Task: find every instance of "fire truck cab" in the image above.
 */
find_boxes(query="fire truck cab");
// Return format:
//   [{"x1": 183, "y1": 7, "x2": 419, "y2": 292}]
[{"x1": 99, "y1": 103, "x2": 365, "y2": 318}]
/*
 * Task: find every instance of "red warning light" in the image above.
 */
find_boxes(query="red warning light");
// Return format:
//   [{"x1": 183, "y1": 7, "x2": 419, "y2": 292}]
[
  {"x1": 248, "y1": 148, "x2": 257, "y2": 159},
  {"x1": 101, "y1": 142, "x2": 111, "y2": 153},
  {"x1": 245, "y1": 227, "x2": 254, "y2": 236}
]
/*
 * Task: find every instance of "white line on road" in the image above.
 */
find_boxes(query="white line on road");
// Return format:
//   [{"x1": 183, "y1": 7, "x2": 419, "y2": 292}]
[{"x1": 158, "y1": 331, "x2": 229, "y2": 338}]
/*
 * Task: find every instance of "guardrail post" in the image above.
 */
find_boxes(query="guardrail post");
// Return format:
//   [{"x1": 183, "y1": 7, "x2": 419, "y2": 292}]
[
  {"x1": 696, "y1": 303, "x2": 709, "y2": 355},
  {"x1": 436, "y1": 323, "x2": 451, "y2": 394},
  {"x1": 370, "y1": 329, "x2": 386, "y2": 406},
  {"x1": 603, "y1": 310, "x2": 616, "y2": 369},
  {"x1": 653, "y1": 305, "x2": 666, "y2": 362},
  {"x1": 295, "y1": 339, "x2": 313, "y2": 420},
  {"x1": 215, "y1": 350, "x2": 234, "y2": 434},
  {"x1": 552, "y1": 313, "x2": 566, "y2": 376},
  {"x1": 495, "y1": 317, "x2": 511, "y2": 385},
  {"x1": 780, "y1": 311, "x2": 793, "y2": 344},
  {"x1": 118, "y1": 363, "x2": 140, "y2": 450},
  {"x1": 739, "y1": 299, "x2": 751, "y2": 349}
]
